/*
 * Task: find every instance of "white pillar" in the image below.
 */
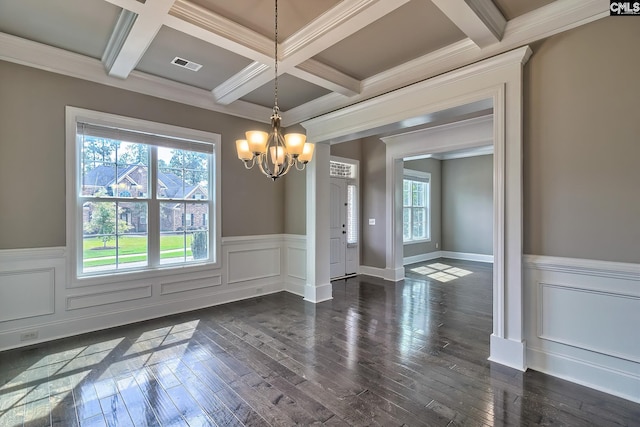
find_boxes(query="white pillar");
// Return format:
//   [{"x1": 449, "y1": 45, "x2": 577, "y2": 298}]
[{"x1": 305, "y1": 143, "x2": 332, "y2": 303}]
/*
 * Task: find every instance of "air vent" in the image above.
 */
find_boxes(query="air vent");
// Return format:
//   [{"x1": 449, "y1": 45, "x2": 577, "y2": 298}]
[{"x1": 171, "y1": 56, "x2": 202, "y2": 72}]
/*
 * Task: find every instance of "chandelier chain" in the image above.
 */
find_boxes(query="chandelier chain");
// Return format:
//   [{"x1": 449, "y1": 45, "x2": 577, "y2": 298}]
[{"x1": 273, "y1": 0, "x2": 279, "y2": 112}]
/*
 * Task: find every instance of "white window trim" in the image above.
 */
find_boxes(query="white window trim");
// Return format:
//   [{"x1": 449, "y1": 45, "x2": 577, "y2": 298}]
[
  {"x1": 65, "y1": 106, "x2": 222, "y2": 286},
  {"x1": 403, "y1": 168, "x2": 431, "y2": 244}
]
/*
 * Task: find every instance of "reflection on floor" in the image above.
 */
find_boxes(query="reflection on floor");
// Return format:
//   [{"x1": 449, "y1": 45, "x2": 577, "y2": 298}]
[
  {"x1": 1, "y1": 258, "x2": 639, "y2": 426},
  {"x1": 409, "y1": 262, "x2": 473, "y2": 283}
]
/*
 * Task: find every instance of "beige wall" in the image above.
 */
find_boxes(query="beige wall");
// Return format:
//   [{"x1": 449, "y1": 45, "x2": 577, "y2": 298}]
[
  {"x1": 0, "y1": 61, "x2": 284, "y2": 249},
  {"x1": 442, "y1": 155, "x2": 493, "y2": 255},
  {"x1": 403, "y1": 158, "x2": 441, "y2": 258},
  {"x1": 523, "y1": 17, "x2": 640, "y2": 263},
  {"x1": 360, "y1": 136, "x2": 386, "y2": 268}
]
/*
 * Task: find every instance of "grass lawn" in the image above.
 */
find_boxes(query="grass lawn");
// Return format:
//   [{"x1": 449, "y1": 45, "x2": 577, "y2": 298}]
[{"x1": 83, "y1": 234, "x2": 196, "y2": 267}]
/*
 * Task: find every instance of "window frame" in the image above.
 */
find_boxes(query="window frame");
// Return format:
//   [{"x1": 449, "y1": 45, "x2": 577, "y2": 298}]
[
  {"x1": 403, "y1": 169, "x2": 431, "y2": 244},
  {"x1": 66, "y1": 106, "x2": 221, "y2": 286}
]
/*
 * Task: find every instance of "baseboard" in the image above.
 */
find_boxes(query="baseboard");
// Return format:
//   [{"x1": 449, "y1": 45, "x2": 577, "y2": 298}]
[
  {"x1": 441, "y1": 251, "x2": 494, "y2": 263},
  {"x1": 359, "y1": 265, "x2": 404, "y2": 282},
  {"x1": 0, "y1": 281, "x2": 283, "y2": 352},
  {"x1": 488, "y1": 334, "x2": 526, "y2": 371},
  {"x1": 527, "y1": 346, "x2": 640, "y2": 404},
  {"x1": 403, "y1": 251, "x2": 442, "y2": 265},
  {"x1": 304, "y1": 282, "x2": 333, "y2": 303}
]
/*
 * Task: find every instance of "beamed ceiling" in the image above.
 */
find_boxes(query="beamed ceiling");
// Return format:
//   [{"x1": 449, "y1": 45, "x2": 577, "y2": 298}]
[{"x1": 0, "y1": 0, "x2": 608, "y2": 128}]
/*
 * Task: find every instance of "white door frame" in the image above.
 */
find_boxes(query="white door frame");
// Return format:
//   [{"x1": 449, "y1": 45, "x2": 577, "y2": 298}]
[
  {"x1": 302, "y1": 46, "x2": 532, "y2": 371},
  {"x1": 330, "y1": 155, "x2": 360, "y2": 278}
]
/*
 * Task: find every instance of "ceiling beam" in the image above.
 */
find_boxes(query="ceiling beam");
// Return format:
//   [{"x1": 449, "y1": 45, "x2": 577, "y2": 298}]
[
  {"x1": 431, "y1": 0, "x2": 506, "y2": 48},
  {"x1": 103, "y1": 0, "x2": 176, "y2": 79},
  {"x1": 292, "y1": 59, "x2": 361, "y2": 97},
  {"x1": 210, "y1": 0, "x2": 408, "y2": 105}
]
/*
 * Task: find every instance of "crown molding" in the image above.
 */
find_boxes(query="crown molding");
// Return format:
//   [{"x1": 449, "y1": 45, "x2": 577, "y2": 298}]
[
  {"x1": 301, "y1": 46, "x2": 531, "y2": 142},
  {"x1": 167, "y1": 0, "x2": 273, "y2": 64},
  {"x1": 0, "y1": 32, "x2": 272, "y2": 124},
  {"x1": 284, "y1": 0, "x2": 607, "y2": 126},
  {"x1": 281, "y1": 0, "x2": 410, "y2": 63}
]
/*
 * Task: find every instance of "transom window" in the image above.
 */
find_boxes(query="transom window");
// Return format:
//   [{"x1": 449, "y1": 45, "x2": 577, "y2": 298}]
[
  {"x1": 67, "y1": 107, "x2": 220, "y2": 280},
  {"x1": 403, "y1": 170, "x2": 430, "y2": 243}
]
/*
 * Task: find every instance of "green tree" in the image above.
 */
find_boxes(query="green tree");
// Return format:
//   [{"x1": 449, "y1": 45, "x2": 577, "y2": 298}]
[
  {"x1": 84, "y1": 201, "x2": 131, "y2": 248},
  {"x1": 82, "y1": 136, "x2": 120, "y2": 173},
  {"x1": 118, "y1": 143, "x2": 149, "y2": 166},
  {"x1": 168, "y1": 150, "x2": 208, "y2": 185}
]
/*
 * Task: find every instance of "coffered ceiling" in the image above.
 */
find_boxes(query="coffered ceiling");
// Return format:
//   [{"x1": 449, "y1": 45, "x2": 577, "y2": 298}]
[{"x1": 0, "y1": 0, "x2": 607, "y2": 126}]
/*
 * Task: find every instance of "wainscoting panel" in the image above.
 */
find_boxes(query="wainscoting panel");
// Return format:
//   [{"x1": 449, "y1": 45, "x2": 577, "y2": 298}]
[
  {"x1": 0, "y1": 268, "x2": 55, "y2": 322},
  {"x1": 283, "y1": 234, "x2": 306, "y2": 296},
  {"x1": 538, "y1": 283, "x2": 640, "y2": 363},
  {"x1": 225, "y1": 237, "x2": 281, "y2": 284},
  {"x1": 66, "y1": 285, "x2": 152, "y2": 310},
  {"x1": 0, "y1": 235, "x2": 299, "y2": 352},
  {"x1": 160, "y1": 275, "x2": 222, "y2": 295},
  {"x1": 524, "y1": 255, "x2": 640, "y2": 403}
]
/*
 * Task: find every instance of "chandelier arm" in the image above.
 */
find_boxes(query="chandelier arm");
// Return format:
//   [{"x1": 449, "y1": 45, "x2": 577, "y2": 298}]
[{"x1": 294, "y1": 160, "x2": 306, "y2": 171}]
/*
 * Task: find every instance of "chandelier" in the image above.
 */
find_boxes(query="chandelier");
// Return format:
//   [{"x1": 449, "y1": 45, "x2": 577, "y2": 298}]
[{"x1": 235, "y1": 0, "x2": 315, "y2": 181}]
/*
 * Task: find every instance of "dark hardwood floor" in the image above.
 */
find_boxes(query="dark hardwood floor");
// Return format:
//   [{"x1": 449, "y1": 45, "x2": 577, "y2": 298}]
[{"x1": 1, "y1": 259, "x2": 638, "y2": 426}]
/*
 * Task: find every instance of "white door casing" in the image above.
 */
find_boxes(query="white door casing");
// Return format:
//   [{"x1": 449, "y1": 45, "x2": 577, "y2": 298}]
[{"x1": 330, "y1": 177, "x2": 347, "y2": 278}]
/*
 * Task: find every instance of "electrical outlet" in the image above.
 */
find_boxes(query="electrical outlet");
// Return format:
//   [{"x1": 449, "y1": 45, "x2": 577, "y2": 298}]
[
  {"x1": 435, "y1": 243, "x2": 439, "y2": 249},
  {"x1": 20, "y1": 331, "x2": 38, "y2": 341}
]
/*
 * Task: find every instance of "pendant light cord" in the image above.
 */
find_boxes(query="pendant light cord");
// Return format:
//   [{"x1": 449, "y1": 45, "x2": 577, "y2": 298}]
[{"x1": 273, "y1": 0, "x2": 279, "y2": 113}]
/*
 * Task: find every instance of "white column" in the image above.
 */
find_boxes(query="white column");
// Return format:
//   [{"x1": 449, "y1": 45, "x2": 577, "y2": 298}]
[{"x1": 305, "y1": 142, "x2": 332, "y2": 303}]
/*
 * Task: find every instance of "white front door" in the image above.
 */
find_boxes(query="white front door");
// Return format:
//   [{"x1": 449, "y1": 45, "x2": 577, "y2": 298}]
[{"x1": 330, "y1": 178, "x2": 346, "y2": 278}]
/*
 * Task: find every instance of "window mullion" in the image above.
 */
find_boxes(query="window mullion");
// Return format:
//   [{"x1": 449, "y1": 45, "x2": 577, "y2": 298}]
[{"x1": 148, "y1": 146, "x2": 160, "y2": 267}]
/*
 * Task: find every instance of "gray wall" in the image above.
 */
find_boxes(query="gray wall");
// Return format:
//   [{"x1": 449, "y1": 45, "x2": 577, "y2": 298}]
[
  {"x1": 403, "y1": 158, "x2": 442, "y2": 258},
  {"x1": 0, "y1": 61, "x2": 284, "y2": 249},
  {"x1": 523, "y1": 16, "x2": 640, "y2": 263},
  {"x1": 360, "y1": 136, "x2": 387, "y2": 268},
  {"x1": 283, "y1": 168, "x2": 306, "y2": 235},
  {"x1": 442, "y1": 155, "x2": 493, "y2": 255}
]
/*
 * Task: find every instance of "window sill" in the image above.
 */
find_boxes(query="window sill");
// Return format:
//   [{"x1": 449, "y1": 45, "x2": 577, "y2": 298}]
[{"x1": 70, "y1": 260, "x2": 221, "y2": 288}]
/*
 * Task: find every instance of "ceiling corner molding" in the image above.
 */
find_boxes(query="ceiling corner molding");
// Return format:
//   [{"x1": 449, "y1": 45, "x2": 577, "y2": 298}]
[
  {"x1": 102, "y1": 9, "x2": 138, "y2": 72},
  {"x1": 212, "y1": 62, "x2": 272, "y2": 105},
  {"x1": 292, "y1": 59, "x2": 361, "y2": 96},
  {"x1": 431, "y1": 0, "x2": 506, "y2": 47},
  {"x1": 0, "y1": 32, "x2": 271, "y2": 124}
]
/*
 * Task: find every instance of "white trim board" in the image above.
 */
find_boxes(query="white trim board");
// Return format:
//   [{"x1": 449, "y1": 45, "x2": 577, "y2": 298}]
[
  {"x1": 403, "y1": 251, "x2": 494, "y2": 265},
  {"x1": 302, "y1": 46, "x2": 531, "y2": 371}
]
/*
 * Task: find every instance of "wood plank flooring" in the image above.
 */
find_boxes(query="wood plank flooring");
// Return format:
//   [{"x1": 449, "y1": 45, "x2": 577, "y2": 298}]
[{"x1": 1, "y1": 259, "x2": 639, "y2": 426}]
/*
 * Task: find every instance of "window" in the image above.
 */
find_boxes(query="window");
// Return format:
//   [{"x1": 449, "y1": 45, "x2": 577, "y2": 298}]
[
  {"x1": 346, "y1": 184, "x2": 358, "y2": 245},
  {"x1": 67, "y1": 107, "x2": 220, "y2": 279},
  {"x1": 403, "y1": 170, "x2": 430, "y2": 243}
]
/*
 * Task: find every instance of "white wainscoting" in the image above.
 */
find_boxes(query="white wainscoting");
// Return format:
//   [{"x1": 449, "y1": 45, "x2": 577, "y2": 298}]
[
  {"x1": 524, "y1": 255, "x2": 640, "y2": 403},
  {"x1": 0, "y1": 235, "x2": 300, "y2": 352},
  {"x1": 283, "y1": 234, "x2": 307, "y2": 297}
]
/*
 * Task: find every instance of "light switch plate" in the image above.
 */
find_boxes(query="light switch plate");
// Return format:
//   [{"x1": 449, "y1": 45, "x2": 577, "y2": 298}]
[{"x1": 369, "y1": 218, "x2": 375, "y2": 225}]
